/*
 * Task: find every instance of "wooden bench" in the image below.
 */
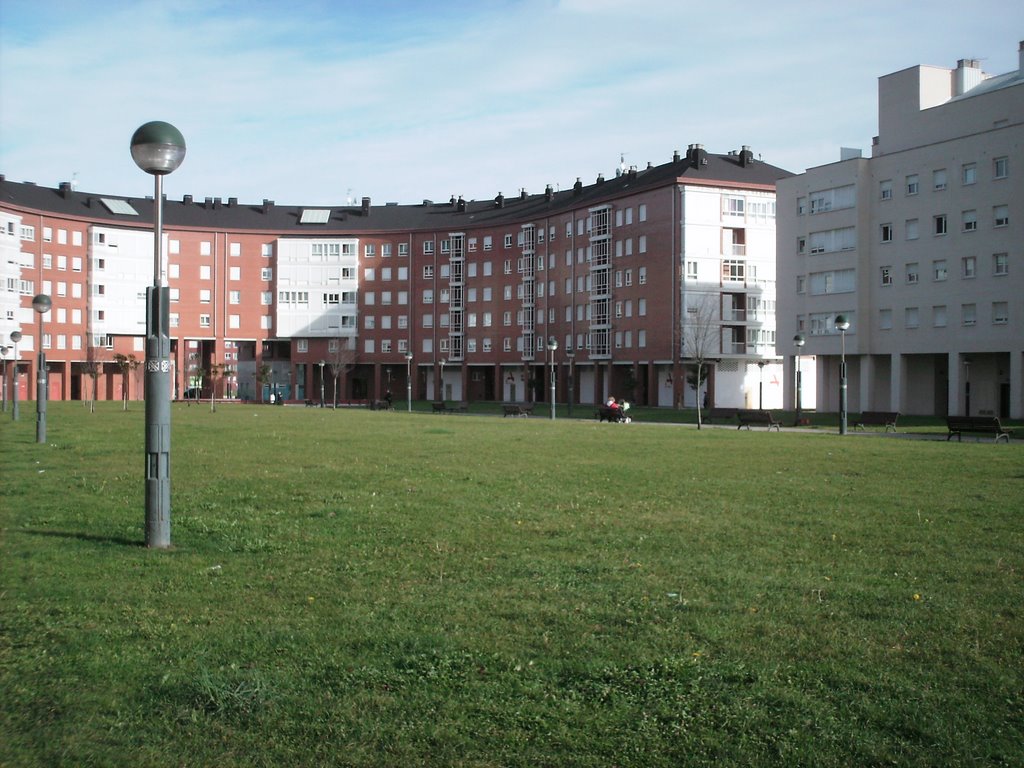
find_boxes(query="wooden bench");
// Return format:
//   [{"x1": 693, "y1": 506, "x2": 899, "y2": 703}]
[
  {"x1": 304, "y1": 399, "x2": 317, "y2": 407},
  {"x1": 854, "y1": 411, "x2": 899, "y2": 432},
  {"x1": 370, "y1": 399, "x2": 393, "y2": 411},
  {"x1": 705, "y1": 407, "x2": 738, "y2": 423},
  {"x1": 502, "y1": 403, "x2": 533, "y2": 417},
  {"x1": 432, "y1": 401, "x2": 450, "y2": 414},
  {"x1": 946, "y1": 415, "x2": 1011, "y2": 443},
  {"x1": 595, "y1": 405, "x2": 627, "y2": 423},
  {"x1": 737, "y1": 409, "x2": 781, "y2": 431}
]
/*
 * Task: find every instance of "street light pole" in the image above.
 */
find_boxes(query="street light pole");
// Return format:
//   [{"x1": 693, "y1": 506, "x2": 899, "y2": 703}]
[
  {"x1": 33, "y1": 294, "x2": 51, "y2": 443},
  {"x1": 566, "y1": 350, "x2": 575, "y2": 418},
  {"x1": 131, "y1": 121, "x2": 186, "y2": 549},
  {"x1": 404, "y1": 352, "x2": 413, "y2": 412},
  {"x1": 547, "y1": 336, "x2": 558, "y2": 420},
  {"x1": 757, "y1": 360, "x2": 765, "y2": 410},
  {"x1": 10, "y1": 331, "x2": 21, "y2": 421},
  {"x1": 1, "y1": 344, "x2": 9, "y2": 413},
  {"x1": 835, "y1": 315, "x2": 850, "y2": 435},
  {"x1": 318, "y1": 359, "x2": 325, "y2": 407},
  {"x1": 964, "y1": 358, "x2": 971, "y2": 416},
  {"x1": 793, "y1": 334, "x2": 805, "y2": 426}
]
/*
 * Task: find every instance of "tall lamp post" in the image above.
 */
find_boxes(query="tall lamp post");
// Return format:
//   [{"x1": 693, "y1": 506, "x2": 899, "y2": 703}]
[
  {"x1": 963, "y1": 358, "x2": 971, "y2": 416},
  {"x1": 793, "y1": 334, "x2": 805, "y2": 426},
  {"x1": 1, "y1": 344, "x2": 9, "y2": 413},
  {"x1": 131, "y1": 120, "x2": 186, "y2": 549},
  {"x1": 10, "y1": 331, "x2": 21, "y2": 421},
  {"x1": 757, "y1": 360, "x2": 765, "y2": 410},
  {"x1": 439, "y1": 357, "x2": 446, "y2": 402},
  {"x1": 404, "y1": 352, "x2": 413, "y2": 412},
  {"x1": 835, "y1": 314, "x2": 850, "y2": 435},
  {"x1": 33, "y1": 294, "x2": 51, "y2": 443},
  {"x1": 318, "y1": 359, "x2": 326, "y2": 407},
  {"x1": 566, "y1": 350, "x2": 575, "y2": 418},
  {"x1": 547, "y1": 336, "x2": 558, "y2": 420}
]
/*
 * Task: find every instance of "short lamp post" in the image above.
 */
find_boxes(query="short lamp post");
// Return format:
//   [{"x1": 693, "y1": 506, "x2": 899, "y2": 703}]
[
  {"x1": 757, "y1": 360, "x2": 765, "y2": 410},
  {"x1": 33, "y1": 294, "x2": 51, "y2": 443},
  {"x1": 131, "y1": 120, "x2": 186, "y2": 549},
  {"x1": 318, "y1": 359, "x2": 326, "y2": 407},
  {"x1": 793, "y1": 333, "x2": 805, "y2": 426},
  {"x1": 566, "y1": 350, "x2": 575, "y2": 418},
  {"x1": 835, "y1": 314, "x2": 850, "y2": 435},
  {"x1": 10, "y1": 331, "x2": 22, "y2": 421},
  {"x1": 404, "y1": 352, "x2": 413, "y2": 412},
  {"x1": 547, "y1": 336, "x2": 558, "y2": 420},
  {"x1": 1, "y1": 344, "x2": 10, "y2": 413}
]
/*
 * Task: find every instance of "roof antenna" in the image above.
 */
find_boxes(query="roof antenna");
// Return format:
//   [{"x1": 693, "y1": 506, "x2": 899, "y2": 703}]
[
  {"x1": 70, "y1": 172, "x2": 79, "y2": 191},
  {"x1": 616, "y1": 153, "x2": 627, "y2": 178}
]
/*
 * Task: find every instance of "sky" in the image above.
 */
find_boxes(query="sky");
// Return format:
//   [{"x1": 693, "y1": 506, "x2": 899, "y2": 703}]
[{"x1": 1, "y1": 0, "x2": 1021, "y2": 207}]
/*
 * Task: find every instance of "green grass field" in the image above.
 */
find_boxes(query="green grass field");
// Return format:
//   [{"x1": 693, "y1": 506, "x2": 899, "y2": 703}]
[{"x1": 2, "y1": 402, "x2": 1022, "y2": 767}]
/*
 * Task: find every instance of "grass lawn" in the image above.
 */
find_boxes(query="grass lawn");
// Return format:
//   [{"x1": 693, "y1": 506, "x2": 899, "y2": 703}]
[{"x1": 2, "y1": 402, "x2": 1022, "y2": 767}]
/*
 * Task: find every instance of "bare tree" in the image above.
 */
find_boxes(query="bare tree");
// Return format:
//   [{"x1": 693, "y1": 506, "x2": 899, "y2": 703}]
[
  {"x1": 81, "y1": 346, "x2": 102, "y2": 413},
  {"x1": 255, "y1": 364, "x2": 271, "y2": 404},
  {"x1": 328, "y1": 337, "x2": 357, "y2": 408},
  {"x1": 112, "y1": 353, "x2": 140, "y2": 411},
  {"x1": 681, "y1": 293, "x2": 718, "y2": 430}
]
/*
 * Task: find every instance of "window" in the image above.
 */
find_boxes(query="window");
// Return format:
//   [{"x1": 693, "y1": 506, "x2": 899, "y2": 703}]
[
  {"x1": 398, "y1": 242, "x2": 409, "y2": 257},
  {"x1": 200, "y1": 289, "x2": 211, "y2": 303},
  {"x1": 962, "y1": 256, "x2": 976, "y2": 279},
  {"x1": 422, "y1": 265, "x2": 433, "y2": 279},
  {"x1": 262, "y1": 243, "x2": 273, "y2": 258},
  {"x1": 639, "y1": 204, "x2": 647, "y2": 222},
  {"x1": 200, "y1": 265, "x2": 211, "y2": 280},
  {"x1": 808, "y1": 184, "x2": 855, "y2": 214},
  {"x1": 962, "y1": 163, "x2": 976, "y2": 185},
  {"x1": 962, "y1": 210, "x2": 977, "y2": 232},
  {"x1": 993, "y1": 205, "x2": 1009, "y2": 227},
  {"x1": 364, "y1": 244, "x2": 375, "y2": 257},
  {"x1": 796, "y1": 275, "x2": 806, "y2": 294},
  {"x1": 934, "y1": 215, "x2": 947, "y2": 236},
  {"x1": 261, "y1": 291, "x2": 273, "y2": 305},
  {"x1": 639, "y1": 267, "x2": 647, "y2": 285},
  {"x1": 905, "y1": 174, "x2": 919, "y2": 195},
  {"x1": 423, "y1": 240, "x2": 434, "y2": 255},
  {"x1": 993, "y1": 252, "x2": 1008, "y2": 275},
  {"x1": 808, "y1": 227, "x2": 856, "y2": 253},
  {"x1": 880, "y1": 223, "x2": 893, "y2": 242},
  {"x1": 504, "y1": 234, "x2": 513, "y2": 248},
  {"x1": 261, "y1": 268, "x2": 273, "y2": 281},
  {"x1": 904, "y1": 307, "x2": 919, "y2": 329},
  {"x1": 905, "y1": 218, "x2": 919, "y2": 240},
  {"x1": 992, "y1": 302, "x2": 1009, "y2": 325},
  {"x1": 422, "y1": 289, "x2": 433, "y2": 304},
  {"x1": 879, "y1": 309, "x2": 893, "y2": 330},
  {"x1": 933, "y1": 305, "x2": 947, "y2": 327},
  {"x1": 229, "y1": 290, "x2": 241, "y2": 304},
  {"x1": 880, "y1": 267, "x2": 893, "y2": 286},
  {"x1": 880, "y1": 180, "x2": 892, "y2": 200},
  {"x1": 230, "y1": 266, "x2": 241, "y2": 281},
  {"x1": 199, "y1": 314, "x2": 211, "y2": 328},
  {"x1": 933, "y1": 169, "x2": 947, "y2": 191},
  {"x1": 961, "y1": 303, "x2": 976, "y2": 326},
  {"x1": 906, "y1": 263, "x2": 919, "y2": 284},
  {"x1": 797, "y1": 197, "x2": 806, "y2": 215},
  {"x1": 933, "y1": 260, "x2": 947, "y2": 281},
  {"x1": 364, "y1": 268, "x2": 375, "y2": 282},
  {"x1": 200, "y1": 241, "x2": 212, "y2": 256},
  {"x1": 994, "y1": 156, "x2": 1008, "y2": 179},
  {"x1": 229, "y1": 242, "x2": 241, "y2": 257},
  {"x1": 686, "y1": 261, "x2": 698, "y2": 279}
]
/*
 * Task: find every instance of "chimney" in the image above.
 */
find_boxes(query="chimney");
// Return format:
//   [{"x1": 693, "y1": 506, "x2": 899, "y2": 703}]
[
  {"x1": 183, "y1": 194, "x2": 193, "y2": 205},
  {"x1": 628, "y1": 166, "x2": 638, "y2": 179},
  {"x1": 1019, "y1": 40, "x2": 1023, "y2": 73},
  {"x1": 954, "y1": 58, "x2": 984, "y2": 96},
  {"x1": 673, "y1": 149, "x2": 681, "y2": 162},
  {"x1": 520, "y1": 188, "x2": 528, "y2": 201},
  {"x1": 213, "y1": 197, "x2": 222, "y2": 209},
  {"x1": 262, "y1": 199, "x2": 274, "y2": 214},
  {"x1": 690, "y1": 144, "x2": 708, "y2": 168},
  {"x1": 494, "y1": 193, "x2": 505, "y2": 209},
  {"x1": 228, "y1": 197, "x2": 237, "y2": 207},
  {"x1": 544, "y1": 184, "x2": 554, "y2": 202},
  {"x1": 205, "y1": 197, "x2": 213, "y2": 208},
  {"x1": 596, "y1": 173, "x2": 605, "y2": 184},
  {"x1": 457, "y1": 196, "x2": 467, "y2": 212},
  {"x1": 573, "y1": 177, "x2": 583, "y2": 195},
  {"x1": 361, "y1": 196, "x2": 371, "y2": 216},
  {"x1": 738, "y1": 145, "x2": 754, "y2": 167},
  {"x1": 59, "y1": 181, "x2": 73, "y2": 198}
]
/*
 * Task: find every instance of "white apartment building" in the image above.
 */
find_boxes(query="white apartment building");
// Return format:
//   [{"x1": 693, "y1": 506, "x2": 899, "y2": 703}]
[{"x1": 778, "y1": 44, "x2": 1024, "y2": 419}]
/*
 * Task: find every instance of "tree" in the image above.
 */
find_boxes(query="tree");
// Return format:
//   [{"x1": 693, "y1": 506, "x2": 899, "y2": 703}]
[
  {"x1": 328, "y1": 337, "x2": 357, "y2": 408},
  {"x1": 681, "y1": 293, "x2": 718, "y2": 430},
  {"x1": 208, "y1": 363, "x2": 222, "y2": 412},
  {"x1": 255, "y1": 364, "x2": 272, "y2": 404},
  {"x1": 112, "y1": 353, "x2": 140, "y2": 411}
]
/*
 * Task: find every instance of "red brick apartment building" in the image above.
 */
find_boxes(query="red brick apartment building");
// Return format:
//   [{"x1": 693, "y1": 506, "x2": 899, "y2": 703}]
[{"x1": 0, "y1": 146, "x2": 791, "y2": 408}]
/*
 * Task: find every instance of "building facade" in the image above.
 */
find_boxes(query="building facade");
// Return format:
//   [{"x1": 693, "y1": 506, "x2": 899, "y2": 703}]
[
  {"x1": 778, "y1": 44, "x2": 1024, "y2": 419},
  {"x1": 1, "y1": 145, "x2": 790, "y2": 409}
]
